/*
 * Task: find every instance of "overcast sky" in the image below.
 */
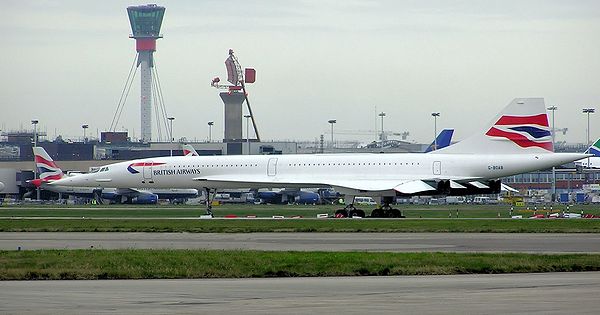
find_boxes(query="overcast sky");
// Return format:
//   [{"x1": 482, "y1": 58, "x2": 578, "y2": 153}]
[{"x1": 1, "y1": 0, "x2": 599, "y2": 144}]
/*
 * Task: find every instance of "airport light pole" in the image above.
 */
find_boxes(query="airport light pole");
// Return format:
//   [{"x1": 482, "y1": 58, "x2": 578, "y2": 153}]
[
  {"x1": 547, "y1": 106, "x2": 557, "y2": 202},
  {"x1": 328, "y1": 119, "x2": 337, "y2": 149},
  {"x1": 431, "y1": 112, "x2": 440, "y2": 151},
  {"x1": 31, "y1": 119, "x2": 39, "y2": 200},
  {"x1": 583, "y1": 108, "x2": 595, "y2": 171},
  {"x1": 82, "y1": 124, "x2": 89, "y2": 143},
  {"x1": 244, "y1": 115, "x2": 252, "y2": 155},
  {"x1": 378, "y1": 112, "x2": 386, "y2": 142},
  {"x1": 583, "y1": 108, "x2": 595, "y2": 147},
  {"x1": 167, "y1": 117, "x2": 175, "y2": 156},
  {"x1": 207, "y1": 121, "x2": 214, "y2": 143}
]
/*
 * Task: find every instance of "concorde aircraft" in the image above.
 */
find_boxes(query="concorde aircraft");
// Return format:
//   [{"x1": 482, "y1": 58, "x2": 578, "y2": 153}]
[
  {"x1": 30, "y1": 147, "x2": 198, "y2": 204},
  {"x1": 51, "y1": 98, "x2": 590, "y2": 217}
]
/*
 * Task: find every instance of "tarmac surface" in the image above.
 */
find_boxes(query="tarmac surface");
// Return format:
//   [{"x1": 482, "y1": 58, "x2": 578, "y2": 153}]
[
  {"x1": 2, "y1": 272, "x2": 599, "y2": 314},
  {"x1": 2, "y1": 232, "x2": 600, "y2": 252}
]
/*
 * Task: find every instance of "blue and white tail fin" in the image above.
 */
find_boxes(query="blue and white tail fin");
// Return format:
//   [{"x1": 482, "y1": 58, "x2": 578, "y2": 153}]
[
  {"x1": 432, "y1": 98, "x2": 553, "y2": 154},
  {"x1": 575, "y1": 138, "x2": 600, "y2": 168},
  {"x1": 32, "y1": 147, "x2": 65, "y2": 181},
  {"x1": 182, "y1": 144, "x2": 199, "y2": 156},
  {"x1": 424, "y1": 129, "x2": 454, "y2": 153}
]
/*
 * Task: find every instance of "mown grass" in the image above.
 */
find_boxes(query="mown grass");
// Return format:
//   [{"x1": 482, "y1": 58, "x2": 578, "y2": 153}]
[
  {"x1": 1, "y1": 250, "x2": 599, "y2": 280},
  {"x1": 1, "y1": 203, "x2": 598, "y2": 219},
  {"x1": 1, "y1": 218, "x2": 599, "y2": 233}
]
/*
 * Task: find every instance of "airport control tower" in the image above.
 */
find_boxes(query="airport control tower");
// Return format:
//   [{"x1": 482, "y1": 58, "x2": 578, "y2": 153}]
[{"x1": 127, "y1": 4, "x2": 165, "y2": 143}]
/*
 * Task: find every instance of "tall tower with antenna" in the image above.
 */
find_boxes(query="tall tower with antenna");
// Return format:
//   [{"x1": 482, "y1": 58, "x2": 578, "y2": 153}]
[
  {"x1": 211, "y1": 49, "x2": 257, "y2": 155},
  {"x1": 127, "y1": 4, "x2": 165, "y2": 143}
]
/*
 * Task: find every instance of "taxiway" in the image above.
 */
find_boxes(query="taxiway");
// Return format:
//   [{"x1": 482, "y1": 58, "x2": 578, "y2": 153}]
[
  {"x1": 1, "y1": 272, "x2": 599, "y2": 314},
  {"x1": 2, "y1": 232, "x2": 600, "y2": 252}
]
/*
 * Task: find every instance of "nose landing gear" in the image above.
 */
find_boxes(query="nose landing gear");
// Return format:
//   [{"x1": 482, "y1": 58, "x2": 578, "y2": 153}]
[{"x1": 204, "y1": 188, "x2": 215, "y2": 217}]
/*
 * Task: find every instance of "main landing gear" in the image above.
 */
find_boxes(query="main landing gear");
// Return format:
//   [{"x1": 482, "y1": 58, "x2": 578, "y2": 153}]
[
  {"x1": 92, "y1": 188, "x2": 104, "y2": 205},
  {"x1": 334, "y1": 205, "x2": 366, "y2": 218},
  {"x1": 334, "y1": 195, "x2": 366, "y2": 218},
  {"x1": 370, "y1": 197, "x2": 404, "y2": 218},
  {"x1": 370, "y1": 204, "x2": 404, "y2": 218}
]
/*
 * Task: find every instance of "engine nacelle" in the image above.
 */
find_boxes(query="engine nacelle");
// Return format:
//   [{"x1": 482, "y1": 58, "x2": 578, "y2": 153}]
[
  {"x1": 446, "y1": 179, "x2": 502, "y2": 196},
  {"x1": 396, "y1": 180, "x2": 502, "y2": 197}
]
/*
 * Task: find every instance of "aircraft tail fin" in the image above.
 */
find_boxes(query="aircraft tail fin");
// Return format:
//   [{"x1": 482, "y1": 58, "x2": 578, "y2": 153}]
[
  {"x1": 432, "y1": 98, "x2": 553, "y2": 154},
  {"x1": 32, "y1": 147, "x2": 65, "y2": 181},
  {"x1": 424, "y1": 129, "x2": 454, "y2": 153},
  {"x1": 585, "y1": 138, "x2": 600, "y2": 157},
  {"x1": 182, "y1": 144, "x2": 199, "y2": 156}
]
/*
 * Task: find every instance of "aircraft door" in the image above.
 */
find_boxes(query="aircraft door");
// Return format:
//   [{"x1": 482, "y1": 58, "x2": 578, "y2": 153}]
[
  {"x1": 267, "y1": 158, "x2": 278, "y2": 176},
  {"x1": 433, "y1": 161, "x2": 441, "y2": 175},
  {"x1": 143, "y1": 161, "x2": 153, "y2": 180}
]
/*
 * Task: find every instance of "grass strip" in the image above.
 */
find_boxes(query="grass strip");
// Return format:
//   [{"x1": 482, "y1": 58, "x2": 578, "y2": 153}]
[
  {"x1": 1, "y1": 204, "x2": 598, "y2": 219},
  {"x1": 1, "y1": 218, "x2": 600, "y2": 233},
  {"x1": 1, "y1": 250, "x2": 599, "y2": 280}
]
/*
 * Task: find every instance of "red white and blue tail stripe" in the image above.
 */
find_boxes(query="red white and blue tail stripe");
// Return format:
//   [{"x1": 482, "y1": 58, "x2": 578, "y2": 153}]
[
  {"x1": 431, "y1": 98, "x2": 553, "y2": 154},
  {"x1": 182, "y1": 144, "x2": 199, "y2": 156},
  {"x1": 485, "y1": 114, "x2": 553, "y2": 151},
  {"x1": 33, "y1": 147, "x2": 65, "y2": 181}
]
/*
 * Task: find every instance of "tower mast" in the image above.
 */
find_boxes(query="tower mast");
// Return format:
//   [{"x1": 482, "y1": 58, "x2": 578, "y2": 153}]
[{"x1": 127, "y1": 4, "x2": 165, "y2": 143}]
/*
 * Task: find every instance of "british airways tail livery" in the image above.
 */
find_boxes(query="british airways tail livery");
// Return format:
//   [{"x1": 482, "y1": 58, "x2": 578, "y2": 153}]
[
  {"x1": 51, "y1": 98, "x2": 590, "y2": 217},
  {"x1": 33, "y1": 147, "x2": 66, "y2": 182},
  {"x1": 433, "y1": 98, "x2": 553, "y2": 154},
  {"x1": 424, "y1": 129, "x2": 454, "y2": 153},
  {"x1": 182, "y1": 144, "x2": 199, "y2": 156}
]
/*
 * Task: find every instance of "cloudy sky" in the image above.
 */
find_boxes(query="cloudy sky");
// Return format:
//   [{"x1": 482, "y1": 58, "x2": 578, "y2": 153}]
[{"x1": 1, "y1": 0, "x2": 599, "y2": 144}]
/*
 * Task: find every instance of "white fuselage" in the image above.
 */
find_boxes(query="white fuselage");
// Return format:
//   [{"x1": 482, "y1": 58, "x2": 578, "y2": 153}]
[
  {"x1": 574, "y1": 156, "x2": 600, "y2": 169},
  {"x1": 39, "y1": 182, "x2": 197, "y2": 199},
  {"x1": 40, "y1": 182, "x2": 100, "y2": 195},
  {"x1": 53, "y1": 152, "x2": 586, "y2": 196}
]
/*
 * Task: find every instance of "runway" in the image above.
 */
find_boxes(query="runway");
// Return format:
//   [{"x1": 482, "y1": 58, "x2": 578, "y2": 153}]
[
  {"x1": 2, "y1": 272, "x2": 599, "y2": 314},
  {"x1": 2, "y1": 232, "x2": 600, "y2": 252}
]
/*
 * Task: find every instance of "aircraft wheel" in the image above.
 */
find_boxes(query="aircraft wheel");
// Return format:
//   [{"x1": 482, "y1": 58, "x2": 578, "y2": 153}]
[
  {"x1": 371, "y1": 208, "x2": 383, "y2": 218},
  {"x1": 390, "y1": 209, "x2": 402, "y2": 218}
]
